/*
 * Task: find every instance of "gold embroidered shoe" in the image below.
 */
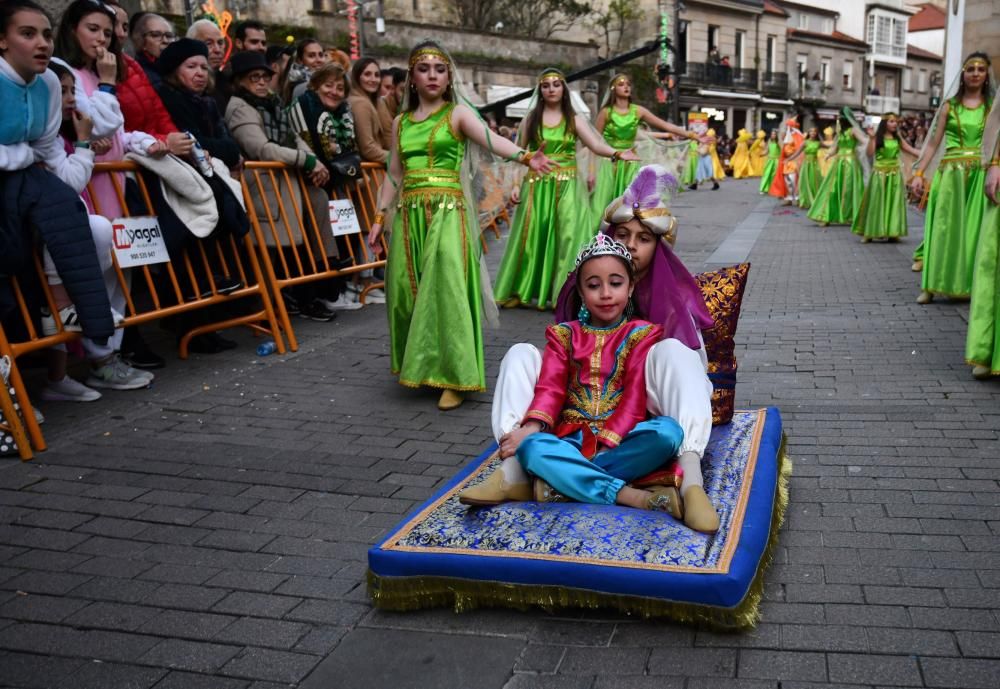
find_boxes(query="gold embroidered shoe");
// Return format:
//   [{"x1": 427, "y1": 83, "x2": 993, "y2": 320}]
[
  {"x1": 458, "y1": 470, "x2": 531, "y2": 506},
  {"x1": 916, "y1": 290, "x2": 933, "y2": 304},
  {"x1": 533, "y1": 478, "x2": 570, "y2": 503},
  {"x1": 682, "y1": 486, "x2": 720, "y2": 533},
  {"x1": 646, "y1": 486, "x2": 683, "y2": 519},
  {"x1": 438, "y1": 389, "x2": 464, "y2": 410},
  {"x1": 911, "y1": 259, "x2": 923, "y2": 272}
]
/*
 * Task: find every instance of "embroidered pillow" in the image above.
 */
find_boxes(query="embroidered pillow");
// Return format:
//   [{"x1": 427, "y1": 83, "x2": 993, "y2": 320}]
[{"x1": 696, "y1": 263, "x2": 750, "y2": 425}]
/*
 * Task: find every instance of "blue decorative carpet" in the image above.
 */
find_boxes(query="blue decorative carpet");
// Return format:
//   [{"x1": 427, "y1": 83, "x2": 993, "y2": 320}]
[{"x1": 367, "y1": 407, "x2": 788, "y2": 629}]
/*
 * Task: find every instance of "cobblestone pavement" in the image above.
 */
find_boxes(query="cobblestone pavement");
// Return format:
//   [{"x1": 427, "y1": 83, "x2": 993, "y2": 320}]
[{"x1": 2, "y1": 178, "x2": 999, "y2": 689}]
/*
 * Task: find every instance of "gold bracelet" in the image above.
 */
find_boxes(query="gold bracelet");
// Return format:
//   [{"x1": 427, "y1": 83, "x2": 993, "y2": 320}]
[
  {"x1": 610, "y1": 150, "x2": 621, "y2": 163},
  {"x1": 913, "y1": 169, "x2": 924, "y2": 178},
  {"x1": 686, "y1": 131, "x2": 698, "y2": 140},
  {"x1": 520, "y1": 150, "x2": 535, "y2": 166},
  {"x1": 990, "y1": 158, "x2": 1000, "y2": 168},
  {"x1": 373, "y1": 211, "x2": 386, "y2": 225}
]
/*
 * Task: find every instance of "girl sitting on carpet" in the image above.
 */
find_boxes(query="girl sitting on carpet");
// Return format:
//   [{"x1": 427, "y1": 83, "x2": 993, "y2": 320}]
[{"x1": 460, "y1": 233, "x2": 686, "y2": 518}]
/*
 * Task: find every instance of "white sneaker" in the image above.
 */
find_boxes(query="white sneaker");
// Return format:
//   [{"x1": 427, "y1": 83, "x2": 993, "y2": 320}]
[
  {"x1": 364, "y1": 288, "x2": 386, "y2": 305},
  {"x1": 317, "y1": 294, "x2": 363, "y2": 312},
  {"x1": 86, "y1": 355, "x2": 154, "y2": 390},
  {"x1": 40, "y1": 306, "x2": 124, "y2": 336},
  {"x1": 40, "y1": 305, "x2": 83, "y2": 336},
  {"x1": 41, "y1": 376, "x2": 102, "y2": 402}
]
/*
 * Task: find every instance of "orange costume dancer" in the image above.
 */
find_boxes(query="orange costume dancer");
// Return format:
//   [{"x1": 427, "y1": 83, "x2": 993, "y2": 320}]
[{"x1": 768, "y1": 117, "x2": 803, "y2": 200}]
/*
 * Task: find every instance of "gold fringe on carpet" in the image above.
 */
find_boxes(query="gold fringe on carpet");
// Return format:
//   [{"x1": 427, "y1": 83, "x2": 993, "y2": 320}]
[{"x1": 367, "y1": 436, "x2": 792, "y2": 631}]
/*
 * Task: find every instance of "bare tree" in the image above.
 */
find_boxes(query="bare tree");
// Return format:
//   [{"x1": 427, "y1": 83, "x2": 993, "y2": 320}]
[
  {"x1": 447, "y1": 0, "x2": 592, "y2": 39},
  {"x1": 590, "y1": 0, "x2": 644, "y2": 57}
]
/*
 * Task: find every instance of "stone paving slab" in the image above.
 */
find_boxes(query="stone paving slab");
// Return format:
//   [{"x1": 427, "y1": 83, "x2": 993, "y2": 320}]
[{"x1": 1, "y1": 178, "x2": 998, "y2": 688}]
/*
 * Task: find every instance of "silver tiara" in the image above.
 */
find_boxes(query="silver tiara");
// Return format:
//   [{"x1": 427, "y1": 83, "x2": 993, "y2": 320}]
[{"x1": 574, "y1": 233, "x2": 632, "y2": 269}]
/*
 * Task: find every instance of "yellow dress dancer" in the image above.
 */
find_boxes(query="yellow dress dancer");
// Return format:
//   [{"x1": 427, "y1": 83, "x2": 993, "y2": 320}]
[
  {"x1": 749, "y1": 130, "x2": 766, "y2": 176},
  {"x1": 709, "y1": 129, "x2": 726, "y2": 180},
  {"x1": 818, "y1": 126, "x2": 836, "y2": 178},
  {"x1": 731, "y1": 129, "x2": 754, "y2": 178}
]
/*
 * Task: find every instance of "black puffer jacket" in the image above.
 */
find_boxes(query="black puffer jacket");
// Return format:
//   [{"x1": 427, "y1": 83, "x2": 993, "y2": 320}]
[{"x1": 0, "y1": 167, "x2": 114, "y2": 344}]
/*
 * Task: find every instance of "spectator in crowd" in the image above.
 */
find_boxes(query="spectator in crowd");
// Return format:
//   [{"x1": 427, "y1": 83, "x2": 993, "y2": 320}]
[
  {"x1": 129, "y1": 12, "x2": 174, "y2": 87},
  {"x1": 233, "y1": 20, "x2": 266, "y2": 53},
  {"x1": 154, "y1": 38, "x2": 252, "y2": 353},
  {"x1": 225, "y1": 51, "x2": 354, "y2": 319},
  {"x1": 42, "y1": 61, "x2": 154, "y2": 396},
  {"x1": 186, "y1": 18, "x2": 224, "y2": 70},
  {"x1": 290, "y1": 63, "x2": 384, "y2": 305},
  {"x1": 99, "y1": 4, "x2": 189, "y2": 154},
  {"x1": 379, "y1": 66, "x2": 397, "y2": 97},
  {"x1": 376, "y1": 66, "x2": 405, "y2": 144},
  {"x1": 281, "y1": 37, "x2": 325, "y2": 105},
  {"x1": 55, "y1": 0, "x2": 182, "y2": 369},
  {"x1": 186, "y1": 17, "x2": 229, "y2": 110},
  {"x1": 349, "y1": 57, "x2": 388, "y2": 164},
  {"x1": 266, "y1": 44, "x2": 291, "y2": 93},
  {"x1": 156, "y1": 39, "x2": 240, "y2": 170},
  {"x1": 0, "y1": 0, "x2": 136, "y2": 395}
]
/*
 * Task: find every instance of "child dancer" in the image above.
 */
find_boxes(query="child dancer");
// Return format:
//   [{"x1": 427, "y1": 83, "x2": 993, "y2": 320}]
[
  {"x1": 460, "y1": 234, "x2": 685, "y2": 519},
  {"x1": 851, "y1": 114, "x2": 920, "y2": 243},
  {"x1": 758, "y1": 130, "x2": 779, "y2": 194}
]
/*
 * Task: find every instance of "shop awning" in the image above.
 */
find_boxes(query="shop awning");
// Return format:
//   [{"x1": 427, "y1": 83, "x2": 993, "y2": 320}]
[
  {"x1": 486, "y1": 85, "x2": 591, "y2": 118},
  {"x1": 761, "y1": 97, "x2": 794, "y2": 106},
  {"x1": 697, "y1": 89, "x2": 762, "y2": 101}
]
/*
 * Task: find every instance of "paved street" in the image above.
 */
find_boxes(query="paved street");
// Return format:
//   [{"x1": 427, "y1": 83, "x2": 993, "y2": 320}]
[{"x1": 2, "y1": 178, "x2": 999, "y2": 689}]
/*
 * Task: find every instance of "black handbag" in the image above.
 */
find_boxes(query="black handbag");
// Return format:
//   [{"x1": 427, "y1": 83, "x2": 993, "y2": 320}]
[{"x1": 328, "y1": 152, "x2": 362, "y2": 181}]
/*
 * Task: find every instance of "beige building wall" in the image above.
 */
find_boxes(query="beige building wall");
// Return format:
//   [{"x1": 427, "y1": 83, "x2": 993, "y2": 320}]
[{"x1": 962, "y1": 0, "x2": 999, "y2": 69}]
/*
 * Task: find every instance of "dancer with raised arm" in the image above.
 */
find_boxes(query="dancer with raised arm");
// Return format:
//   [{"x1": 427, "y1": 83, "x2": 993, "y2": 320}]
[{"x1": 366, "y1": 41, "x2": 554, "y2": 411}]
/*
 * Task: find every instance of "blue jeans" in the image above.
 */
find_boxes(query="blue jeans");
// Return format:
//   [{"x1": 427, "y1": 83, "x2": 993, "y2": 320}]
[{"x1": 517, "y1": 417, "x2": 684, "y2": 504}]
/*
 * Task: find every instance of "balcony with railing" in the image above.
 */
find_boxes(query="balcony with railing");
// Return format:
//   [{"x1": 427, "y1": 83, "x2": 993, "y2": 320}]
[
  {"x1": 761, "y1": 72, "x2": 789, "y2": 98},
  {"x1": 864, "y1": 95, "x2": 901, "y2": 114},
  {"x1": 790, "y1": 79, "x2": 828, "y2": 103},
  {"x1": 677, "y1": 62, "x2": 759, "y2": 92}
]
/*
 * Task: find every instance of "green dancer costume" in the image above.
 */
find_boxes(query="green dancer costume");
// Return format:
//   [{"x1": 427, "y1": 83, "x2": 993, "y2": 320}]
[
  {"x1": 851, "y1": 139, "x2": 908, "y2": 239},
  {"x1": 386, "y1": 103, "x2": 485, "y2": 391},
  {"x1": 759, "y1": 140, "x2": 779, "y2": 193},
  {"x1": 494, "y1": 120, "x2": 591, "y2": 309},
  {"x1": 967, "y1": 184, "x2": 1000, "y2": 374},
  {"x1": 681, "y1": 138, "x2": 698, "y2": 186},
  {"x1": 590, "y1": 104, "x2": 642, "y2": 216},
  {"x1": 796, "y1": 139, "x2": 822, "y2": 208},
  {"x1": 807, "y1": 131, "x2": 864, "y2": 225},
  {"x1": 919, "y1": 100, "x2": 988, "y2": 298},
  {"x1": 964, "y1": 112, "x2": 999, "y2": 375}
]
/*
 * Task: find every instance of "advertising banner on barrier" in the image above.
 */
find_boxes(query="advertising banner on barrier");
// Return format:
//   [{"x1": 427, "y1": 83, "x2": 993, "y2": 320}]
[
  {"x1": 329, "y1": 199, "x2": 362, "y2": 236},
  {"x1": 112, "y1": 217, "x2": 170, "y2": 268},
  {"x1": 687, "y1": 112, "x2": 709, "y2": 136}
]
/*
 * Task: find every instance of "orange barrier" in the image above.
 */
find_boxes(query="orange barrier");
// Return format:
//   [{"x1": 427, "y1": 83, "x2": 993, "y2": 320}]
[
  {"x1": 3, "y1": 159, "x2": 514, "y2": 459},
  {"x1": 0, "y1": 161, "x2": 283, "y2": 458},
  {"x1": 241, "y1": 161, "x2": 388, "y2": 352}
]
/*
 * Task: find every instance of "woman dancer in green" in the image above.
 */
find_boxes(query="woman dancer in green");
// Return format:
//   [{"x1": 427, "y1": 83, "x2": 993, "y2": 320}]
[
  {"x1": 590, "y1": 73, "x2": 695, "y2": 216},
  {"x1": 851, "y1": 114, "x2": 920, "y2": 242},
  {"x1": 681, "y1": 137, "x2": 698, "y2": 187},
  {"x1": 909, "y1": 53, "x2": 994, "y2": 304},
  {"x1": 966, "y1": 95, "x2": 1000, "y2": 379},
  {"x1": 366, "y1": 41, "x2": 554, "y2": 410},
  {"x1": 790, "y1": 127, "x2": 823, "y2": 208},
  {"x1": 807, "y1": 115, "x2": 865, "y2": 226},
  {"x1": 758, "y1": 130, "x2": 779, "y2": 194},
  {"x1": 494, "y1": 69, "x2": 638, "y2": 310}
]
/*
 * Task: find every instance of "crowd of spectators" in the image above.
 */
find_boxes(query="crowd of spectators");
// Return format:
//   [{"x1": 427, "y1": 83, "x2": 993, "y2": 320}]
[{"x1": 1, "y1": 0, "x2": 404, "y2": 413}]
